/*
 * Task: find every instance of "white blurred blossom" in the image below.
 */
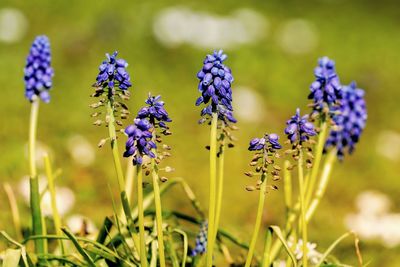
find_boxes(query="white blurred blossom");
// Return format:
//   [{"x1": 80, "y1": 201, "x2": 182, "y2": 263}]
[
  {"x1": 153, "y1": 7, "x2": 268, "y2": 49},
  {"x1": 19, "y1": 176, "x2": 75, "y2": 216},
  {"x1": 66, "y1": 214, "x2": 97, "y2": 237},
  {"x1": 376, "y1": 130, "x2": 400, "y2": 161},
  {"x1": 277, "y1": 19, "x2": 318, "y2": 55},
  {"x1": 345, "y1": 190, "x2": 400, "y2": 247},
  {"x1": 67, "y1": 134, "x2": 95, "y2": 167},
  {"x1": 233, "y1": 86, "x2": 265, "y2": 123},
  {"x1": 0, "y1": 8, "x2": 28, "y2": 43},
  {"x1": 24, "y1": 141, "x2": 53, "y2": 170}
]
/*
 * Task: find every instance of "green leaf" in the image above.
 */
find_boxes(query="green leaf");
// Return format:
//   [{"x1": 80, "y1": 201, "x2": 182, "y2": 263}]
[
  {"x1": 2, "y1": 249, "x2": 21, "y2": 267},
  {"x1": 62, "y1": 228, "x2": 96, "y2": 267},
  {"x1": 316, "y1": 232, "x2": 353, "y2": 267},
  {"x1": 269, "y1": 226, "x2": 297, "y2": 267}
]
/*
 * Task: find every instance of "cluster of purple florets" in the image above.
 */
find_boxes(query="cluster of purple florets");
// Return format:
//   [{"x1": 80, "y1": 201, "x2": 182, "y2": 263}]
[
  {"x1": 248, "y1": 133, "x2": 282, "y2": 151},
  {"x1": 285, "y1": 108, "x2": 316, "y2": 144},
  {"x1": 123, "y1": 118, "x2": 156, "y2": 165},
  {"x1": 308, "y1": 57, "x2": 342, "y2": 114},
  {"x1": 191, "y1": 221, "x2": 208, "y2": 256},
  {"x1": 95, "y1": 51, "x2": 132, "y2": 92},
  {"x1": 24, "y1": 35, "x2": 54, "y2": 103},
  {"x1": 195, "y1": 50, "x2": 236, "y2": 124},
  {"x1": 124, "y1": 94, "x2": 171, "y2": 165},
  {"x1": 325, "y1": 82, "x2": 367, "y2": 158},
  {"x1": 137, "y1": 94, "x2": 172, "y2": 129}
]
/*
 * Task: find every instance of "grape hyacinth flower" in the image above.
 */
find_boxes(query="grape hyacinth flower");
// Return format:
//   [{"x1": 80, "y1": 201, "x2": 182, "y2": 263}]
[
  {"x1": 137, "y1": 94, "x2": 172, "y2": 129},
  {"x1": 325, "y1": 82, "x2": 367, "y2": 158},
  {"x1": 191, "y1": 221, "x2": 208, "y2": 256},
  {"x1": 24, "y1": 35, "x2": 54, "y2": 103},
  {"x1": 94, "y1": 51, "x2": 132, "y2": 93},
  {"x1": 285, "y1": 108, "x2": 316, "y2": 145},
  {"x1": 244, "y1": 133, "x2": 282, "y2": 267},
  {"x1": 195, "y1": 50, "x2": 236, "y2": 124},
  {"x1": 249, "y1": 133, "x2": 282, "y2": 151},
  {"x1": 123, "y1": 118, "x2": 156, "y2": 165},
  {"x1": 308, "y1": 57, "x2": 342, "y2": 115}
]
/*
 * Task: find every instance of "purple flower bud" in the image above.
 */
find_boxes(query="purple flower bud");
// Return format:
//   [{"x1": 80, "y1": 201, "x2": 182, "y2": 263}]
[
  {"x1": 285, "y1": 108, "x2": 316, "y2": 144},
  {"x1": 325, "y1": 82, "x2": 367, "y2": 159},
  {"x1": 24, "y1": 35, "x2": 54, "y2": 103},
  {"x1": 196, "y1": 50, "x2": 236, "y2": 124}
]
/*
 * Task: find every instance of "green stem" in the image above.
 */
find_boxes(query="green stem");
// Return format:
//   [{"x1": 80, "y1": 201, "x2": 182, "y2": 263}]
[
  {"x1": 244, "y1": 172, "x2": 268, "y2": 267},
  {"x1": 125, "y1": 157, "x2": 136, "y2": 204},
  {"x1": 206, "y1": 113, "x2": 218, "y2": 267},
  {"x1": 262, "y1": 228, "x2": 273, "y2": 267},
  {"x1": 305, "y1": 121, "x2": 328, "y2": 207},
  {"x1": 151, "y1": 151, "x2": 166, "y2": 267},
  {"x1": 283, "y1": 160, "x2": 293, "y2": 230},
  {"x1": 43, "y1": 153, "x2": 64, "y2": 254},
  {"x1": 306, "y1": 149, "x2": 336, "y2": 221},
  {"x1": 214, "y1": 136, "x2": 225, "y2": 237},
  {"x1": 28, "y1": 99, "x2": 45, "y2": 256},
  {"x1": 298, "y1": 150, "x2": 308, "y2": 267},
  {"x1": 106, "y1": 101, "x2": 125, "y2": 192},
  {"x1": 137, "y1": 165, "x2": 148, "y2": 267}
]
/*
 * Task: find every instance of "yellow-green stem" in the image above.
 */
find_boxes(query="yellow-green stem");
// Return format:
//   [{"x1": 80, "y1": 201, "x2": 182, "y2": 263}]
[
  {"x1": 245, "y1": 172, "x2": 268, "y2": 267},
  {"x1": 106, "y1": 101, "x2": 125, "y2": 192},
  {"x1": 262, "y1": 228, "x2": 273, "y2": 267},
  {"x1": 137, "y1": 165, "x2": 148, "y2": 267},
  {"x1": 206, "y1": 112, "x2": 218, "y2": 267},
  {"x1": 3, "y1": 183, "x2": 22, "y2": 241},
  {"x1": 305, "y1": 121, "x2": 328, "y2": 207},
  {"x1": 151, "y1": 142, "x2": 166, "y2": 267},
  {"x1": 214, "y1": 136, "x2": 225, "y2": 237},
  {"x1": 44, "y1": 153, "x2": 64, "y2": 253},
  {"x1": 298, "y1": 150, "x2": 308, "y2": 267},
  {"x1": 125, "y1": 157, "x2": 136, "y2": 204},
  {"x1": 28, "y1": 99, "x2": 45, "y2": 256},
  {"x1": 306, "y1": 149, "x2": 336, "y2": 221}
]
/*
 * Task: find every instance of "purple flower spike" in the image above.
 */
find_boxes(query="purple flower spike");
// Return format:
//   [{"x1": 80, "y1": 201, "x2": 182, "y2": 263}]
[
  {"x1": 95, "y1": 51, "x2": 132, "y2": 92},
  {"x1": 123, "y1": 118, "x2": 155, "y2": 165},
  {"x1": 325, "y1": 82, "x2": 367, "y2": 159},
  {"x1": 137, "y1": 94, "x2": 172, "y2": 129},
  {"x1": 285, "y1": 108, "x2": 316, "y2": 144},
  {"x1": 308, "y1": 56, "x2": 342, "y2": 114},
  {"x1": 248, "y1": 133, "x2": 282, "y2": 151},
  {"x1": 24, "y1": 35, "x2": 54, "y2": 103},
  {"x1": 196, "y1": 50, "x2": 236, "y2": 124},
  {"x1": 191, "y1": 221, "x2": 208, "y2": 257}
]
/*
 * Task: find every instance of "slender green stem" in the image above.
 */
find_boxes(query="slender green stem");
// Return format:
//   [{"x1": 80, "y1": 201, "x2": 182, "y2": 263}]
[
  {"x1": 125, "y1": 157, "x2": 136, "y2": 204},
  {"x1": 44, "y1": 153, "x2": 64, "y2": 254},
  {"x1": 137, "y1": 165, "x2": 148, "y2": 267},
  {"x1": 262, "y1": 228, "x2": 273, "y2": 267},
  {"x1": 305, "y1": 121, "x2": 328, "y2": 207},
  {"x1": 106, "y1": 101, "x2": 125, "y2": 192},
  {"x1": 214, "y1": 136, "x2": 225, "y2": 237},
  {"x1": 306, "y1": 149, "x2": 336, "y2": 221},
  {"x1": 3, "y1": 183, "x2": 22, "y2": 241},
  {"x1": 206, "y1": 113, "x2": 218, "y2": 267},
  {"x1": 245, "y1": 172, "x2": 268, "y2": 267},
  {"x1": 151, "y1": 148, "x2": 166, "y2": 267},
  {"x1": 283, "y1": 160, "x2": 293, "y2": 230},
  {"x1": 298, "y1": 150, "x2": 308, "y2": 267},
  {"x1": 28, "y1": 99, "x2": 45, "y2": 256}
]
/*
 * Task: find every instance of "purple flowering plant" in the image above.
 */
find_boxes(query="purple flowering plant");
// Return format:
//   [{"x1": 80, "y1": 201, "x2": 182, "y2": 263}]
[{"x1": 1, "y1": 39, "x2": 368, "y2": 267}]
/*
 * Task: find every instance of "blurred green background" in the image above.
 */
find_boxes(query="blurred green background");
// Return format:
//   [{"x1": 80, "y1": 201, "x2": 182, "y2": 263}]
[{"x1": 1, "y1": 0, "x2": 400, "y2": 265}]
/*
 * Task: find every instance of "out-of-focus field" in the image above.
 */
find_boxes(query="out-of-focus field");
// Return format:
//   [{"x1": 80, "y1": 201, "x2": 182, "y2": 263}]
[{"x1": 0, "y1": 0, "x2": 399, "y2": 265}]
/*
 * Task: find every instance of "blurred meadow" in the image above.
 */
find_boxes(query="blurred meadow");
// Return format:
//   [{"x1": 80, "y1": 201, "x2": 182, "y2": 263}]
[{"x1": 0, "y1": 0, "x2": 400, "y2": 265}]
